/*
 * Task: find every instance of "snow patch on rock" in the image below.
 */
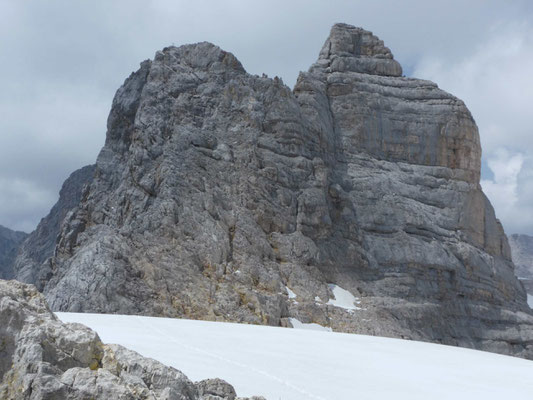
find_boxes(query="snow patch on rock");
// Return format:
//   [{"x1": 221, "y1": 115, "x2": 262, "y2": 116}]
[
  {"x1": 286, "y1": 286, "x2": 297, "y2": 299},
  {"x1": 289, "y1": 317, "x2": 332, "y2": 332},
  {"x1": 326, "y1": 284, "x2": 361, "y2": 311}
]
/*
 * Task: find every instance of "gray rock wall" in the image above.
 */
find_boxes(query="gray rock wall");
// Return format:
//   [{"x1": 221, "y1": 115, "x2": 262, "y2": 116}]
[{"x1": 28, "y1": 24, "x2": 533, "y2": 358}]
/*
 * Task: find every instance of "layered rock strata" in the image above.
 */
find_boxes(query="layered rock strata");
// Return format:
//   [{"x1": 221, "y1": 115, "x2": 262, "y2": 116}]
[
  {"x1": 0, "y1": 279, "x2": 262, "y2": 400},
  {"x1": 22, "y1": 24, "x2": 533, "y2": 358}
]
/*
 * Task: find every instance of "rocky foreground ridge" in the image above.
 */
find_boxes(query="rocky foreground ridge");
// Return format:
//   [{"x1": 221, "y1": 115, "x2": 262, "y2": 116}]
[
  {"x1": 11, "y1": 23, "x2": 533, "y2": 358},
  {"x1": 0, "y1": 279, "x2": 262, "y2": 399}
]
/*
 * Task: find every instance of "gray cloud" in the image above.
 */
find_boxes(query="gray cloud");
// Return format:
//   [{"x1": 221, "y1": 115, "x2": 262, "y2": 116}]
[{"x1": 1, "y1": 1, "x2": 532, "y2": 234}]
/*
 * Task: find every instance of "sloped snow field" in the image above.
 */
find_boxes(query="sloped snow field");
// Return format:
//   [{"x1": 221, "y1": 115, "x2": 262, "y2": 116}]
[{"x1": 57, "y1": 313, "x2": 533, "y2": 400}]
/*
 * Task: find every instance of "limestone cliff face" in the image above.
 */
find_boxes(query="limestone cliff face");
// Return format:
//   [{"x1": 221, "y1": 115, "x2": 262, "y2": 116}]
[
  {"x1": 13, "y1": 165, "x2": 95, "y2": 290},
  {"x1": 310, "y1": 24, "x2": 481, "y2": 181},
  {"x1": 38, "y1": 24, "x2": 533, "y2": 358},
  {"x1": 0, "y1": 226, "x2": 27, "y2": 279}
]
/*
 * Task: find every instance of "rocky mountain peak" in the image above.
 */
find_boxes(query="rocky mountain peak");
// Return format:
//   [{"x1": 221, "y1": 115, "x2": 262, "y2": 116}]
[
  {"x1": 14, "y1": 23, "x2": 533, "y2": 360},
  {"x1": 155, "y1": 42, "x2": 245, "y2": 74},
  {"x1": 317, "y1": 23, "x2": 403, "y2": 76},
  {"x1": 302, "y1": 23, "x2": 481, "y2": 183}
]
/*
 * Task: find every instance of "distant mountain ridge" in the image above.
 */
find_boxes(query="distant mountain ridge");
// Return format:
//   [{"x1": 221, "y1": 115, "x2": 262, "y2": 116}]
[
  {"x1": 9, "y1": 23, "x2": 533, "y2": 359},
  {"x1": 509, "y1": 234, "x2": 533, "y2": 279},
  {"x1": 0, "y1": 225, "x2": 27, "y2": 279},
  {"x1": 509, "y1": 233, "x2": 533, "y2": 301},
  {"x1": 0, "y1": 165, "x2": 94, "y2": 285},
  {"x1": 12, "y1": 164, "x2": 95, "y2": 290}
]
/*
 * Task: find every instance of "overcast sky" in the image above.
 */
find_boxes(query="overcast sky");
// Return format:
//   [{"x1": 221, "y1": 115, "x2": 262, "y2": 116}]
[{"x1": 1, "y1": 0, "x2": 533, "y2": 235}]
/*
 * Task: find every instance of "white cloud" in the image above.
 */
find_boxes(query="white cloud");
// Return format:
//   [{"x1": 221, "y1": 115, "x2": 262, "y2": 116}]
[
  {"x1": 481, "y1": 150, "x2": 524, "y2": 231},
  {"x1": 414, "y1": 22, "x2": 533, "y2": 155},
  {"x1": 481, "y1": 150, "x2": 533, "y2": 234}
]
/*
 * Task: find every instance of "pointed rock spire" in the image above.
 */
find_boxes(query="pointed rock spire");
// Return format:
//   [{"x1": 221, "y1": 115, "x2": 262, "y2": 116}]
[{"x1": 318, "y1": 23, "x2": 402, "y2": 76}]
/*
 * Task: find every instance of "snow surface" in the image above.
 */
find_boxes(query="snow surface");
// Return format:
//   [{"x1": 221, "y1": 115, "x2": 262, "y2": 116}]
[
  {"x1": 326, "y1": 284, "x2": 361, "y2": 311},
  {"x1": 56, "y1": 312, "x2": 533, "y2": 400},
  {"x1": 528, "y1": 294, "x2": 533, "y2": 308}
]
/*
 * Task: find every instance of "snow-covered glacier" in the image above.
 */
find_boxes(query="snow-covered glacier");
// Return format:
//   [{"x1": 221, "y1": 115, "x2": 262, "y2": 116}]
[{"x1": 57, "y1": 313, "x2": 533, "y2": 400}]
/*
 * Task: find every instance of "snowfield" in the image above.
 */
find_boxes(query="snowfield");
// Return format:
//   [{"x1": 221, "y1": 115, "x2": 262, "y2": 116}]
[{"x1": 57, "y1": 313, "x2": 533, "y2": 400}]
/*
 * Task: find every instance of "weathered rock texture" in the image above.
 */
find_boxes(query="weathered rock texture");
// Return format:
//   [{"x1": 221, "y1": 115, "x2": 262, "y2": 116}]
[
  {"x1": 0, "y1": 226, "x2": 27, "y2": 280},
  {"x1": 0, "y1": 279, "x2": 262, "y2": 399},
  {"x1": 509, "y1": 233, "x2": 533, "y2": 297},
  {"x1": 20, "y1": 24, "x2": 533, "y2": 358},
  {"x1": 13, "y1": 165, "x2": 95, "y2": 290}
]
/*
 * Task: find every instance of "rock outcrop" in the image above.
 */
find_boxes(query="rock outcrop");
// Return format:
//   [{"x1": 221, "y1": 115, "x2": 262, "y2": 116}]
[
  {"x1": 0, "y1": 225, "x2": 27, "y2": 279},
  {"x1": 509, "y1": 233, "x2": 533, "y2": 298},
  {"x1": 13, "y1": 165, "x2": 95, "y2": 289},
  {"x1": 0, "y1": 279, "x2": 262, "y2": 399},
  {"x1": 19, "y1": 24, "x2": 533, "y2": 358}
]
